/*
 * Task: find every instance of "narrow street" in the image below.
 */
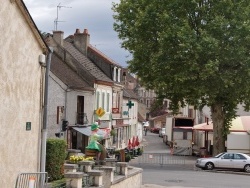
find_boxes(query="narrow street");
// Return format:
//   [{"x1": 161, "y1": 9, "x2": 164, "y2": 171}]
[
  {"x1": 130, "y1": 131, "x2": 250, "y2": 188},
  {"x1": 130, "y1": 131, "x2": 197, "y2": 188}
]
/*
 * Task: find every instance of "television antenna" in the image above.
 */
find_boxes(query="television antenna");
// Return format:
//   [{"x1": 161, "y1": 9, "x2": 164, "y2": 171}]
[{"x1": 54, "y1": 3, "x2": 72, "y2": 31}]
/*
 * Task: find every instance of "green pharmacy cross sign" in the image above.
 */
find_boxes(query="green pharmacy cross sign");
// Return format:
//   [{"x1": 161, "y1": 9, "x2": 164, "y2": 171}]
[{"x1": 126, "y1": 100, "x2": 134, "y2": 109}]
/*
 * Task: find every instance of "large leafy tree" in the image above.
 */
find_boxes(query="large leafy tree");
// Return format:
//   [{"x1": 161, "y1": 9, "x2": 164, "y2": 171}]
[{"x1": 113, "y1": 0, "x2": 250, "y2": 155}]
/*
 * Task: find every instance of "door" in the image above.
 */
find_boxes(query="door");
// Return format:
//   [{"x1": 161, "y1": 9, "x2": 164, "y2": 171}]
[
  {"x1": 77, "y1": 96, "x2": 85, "y2": 124},
  {"x1": 71, "y1": 130, "x2": 77, "y2": 149},
  {"x1": 233, "y1": 153, "x2": 248, "y2": 169},
  {"x1": 218, "y1": 153, "x2": 234, "y2": 168}
]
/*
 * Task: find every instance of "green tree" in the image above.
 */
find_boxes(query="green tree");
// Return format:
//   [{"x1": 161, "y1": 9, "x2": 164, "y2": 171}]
[
  {"x1": 149, "y1": 98, "x2": 168, "y2": 118},
  {"x1": 113, "y1": 0, "x2": 250, "y2": 155}
]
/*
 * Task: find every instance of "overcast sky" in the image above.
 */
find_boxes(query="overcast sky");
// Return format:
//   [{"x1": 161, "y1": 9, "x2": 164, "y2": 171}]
[{"x1": 23, "y1": 0, "x2": 131, "y2": 67}]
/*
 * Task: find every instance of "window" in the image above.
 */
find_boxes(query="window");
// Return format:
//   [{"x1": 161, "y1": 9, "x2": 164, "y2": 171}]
[
  {"x1": 118, "y1": 68, "x2": 121, "y2": 82},
  {"x1": 106, "y1": 92, "x2": 110, "y2": 112},
  {"x1": 77, "y1": 96, "x2": 84, "y2": 124},
  {"x1": 112, "y1": 91, "x2": 120, "y2": 110},
  {"x1": 113, "y1": 67, "x2": 117, "y2": 82},
  {"x1": 96, "y1": 90, "x2": 111, "y2": 112},
  {"x1": 223, "y1": 153, "x2": 234, "y2": 159},
  {"x1": 188, "y1": 109, "x2": 193, "y2": 118},
  {"x1": 235, "y1": 154, "x2": 246, "y2": 160},
  {"x1": 96, "y1": 91, "x2": 100, "y2": 109},
  {"x1": 102, "y1": 92, "x2": 105, "y2": 109}
]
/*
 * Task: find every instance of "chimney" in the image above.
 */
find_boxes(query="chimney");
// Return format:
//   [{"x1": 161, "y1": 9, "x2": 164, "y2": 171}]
[
  {"x1": 53, "y1": 31, "x2": 64, "y2": 46},
  {"x1": 74, "y1": 28, "x2": 90, "y2": 56}
]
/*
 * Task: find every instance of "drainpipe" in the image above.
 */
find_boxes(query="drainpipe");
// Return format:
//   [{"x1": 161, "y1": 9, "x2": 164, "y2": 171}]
[{"x1": 41, "y1": 47, "x2": 53, "y2": 172}]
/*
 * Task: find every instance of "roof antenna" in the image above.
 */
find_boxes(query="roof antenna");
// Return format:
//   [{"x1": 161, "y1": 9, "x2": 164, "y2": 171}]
[{"x1": 54, "y1": 3, "x2": 72, "y2": 31}]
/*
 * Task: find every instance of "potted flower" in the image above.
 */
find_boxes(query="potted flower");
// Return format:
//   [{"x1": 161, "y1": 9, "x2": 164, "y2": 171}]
[
  {"x1": 137, "y1": 148, "x2": 143, "y2": 155},
  {"x1": 110, "y1": 129, "x2": 116, "y2": 136},
  {"x1": 68, "y1": 156, "x2": 94, "y2": 164}
]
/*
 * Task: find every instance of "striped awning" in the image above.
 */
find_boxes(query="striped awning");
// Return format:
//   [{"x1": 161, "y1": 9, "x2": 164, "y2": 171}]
[{"x1": 193, "y1": 116, "x2": 250, "y2": 132}]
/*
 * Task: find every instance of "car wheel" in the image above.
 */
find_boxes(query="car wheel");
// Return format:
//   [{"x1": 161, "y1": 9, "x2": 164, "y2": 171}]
[
  {"x1": 244, "y1": 164, "x2": 250, "y2": 172},
  {"x1": 205, "y1": 162, "x2": 214, "y2": 170}
]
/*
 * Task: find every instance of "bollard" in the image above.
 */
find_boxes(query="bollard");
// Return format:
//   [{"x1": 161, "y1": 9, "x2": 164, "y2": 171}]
[{"x1": 28, "y1": 177, "x2": 35, "y2": 188}]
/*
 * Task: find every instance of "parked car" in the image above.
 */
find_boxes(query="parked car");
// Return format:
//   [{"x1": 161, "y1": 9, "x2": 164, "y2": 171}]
[
  {"x1": 159, "y1": 128, "x2": 166, "y2": 137},
  {"x1": 150, "y1": 127, "x2": 160, "y2": 133},
  {"x1": 195, "y1": 152, "x2": 250, "y2": 172}
]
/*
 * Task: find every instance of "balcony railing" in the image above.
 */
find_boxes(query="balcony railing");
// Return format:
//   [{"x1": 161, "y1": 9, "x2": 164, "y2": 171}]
[{"x1": 76, "y1": 112, "x2": 88, "y2": 125}]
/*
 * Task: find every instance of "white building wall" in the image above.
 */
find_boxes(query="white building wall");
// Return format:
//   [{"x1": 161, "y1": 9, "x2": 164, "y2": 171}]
[
  {"x1": 66, "y1": 90, "x2": 94, "y2": 125},
  {"x1": 95, "y1": 84, "x2": 112, "y2": 124},
  {"x1": 122, "y1": 98, "x2": 138, "y2": 140},
  {"x1": 47, "y1": 73, "x2": 66, "y2": 137}
]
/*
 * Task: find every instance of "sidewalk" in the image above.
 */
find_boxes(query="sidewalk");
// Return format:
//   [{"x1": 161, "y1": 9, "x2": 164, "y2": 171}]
[{"x1": 142, "y1": 185, "x2": 196, "y2": 188}]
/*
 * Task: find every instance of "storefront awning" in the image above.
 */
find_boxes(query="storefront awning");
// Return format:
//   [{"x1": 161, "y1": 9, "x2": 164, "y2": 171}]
[
  {"x1": 72, "y1": 126, "x2": 109, "y2": 136},
  {"x1": 193, "y1": 116, "x2": 250, "y2": 132},
  {"x1": 73, "y1": 127, "x2": 92, "y2": 136}
]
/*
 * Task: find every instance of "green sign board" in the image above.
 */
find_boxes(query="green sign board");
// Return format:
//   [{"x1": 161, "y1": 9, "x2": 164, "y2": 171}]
[
  {"x1": 26, "y1": 122, "x2": 31, "y2": 131},
  {"x1": 123, "y1": 111, "x2": 129, "y2": 115},
  {"x1": 126, "y1": 100, "x2": 134, "y2": 109}
]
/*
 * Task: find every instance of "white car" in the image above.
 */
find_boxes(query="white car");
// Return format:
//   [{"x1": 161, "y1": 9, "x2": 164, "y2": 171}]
[{"x1": 195, "y1": 152, "x2": 250, "y2": 172}]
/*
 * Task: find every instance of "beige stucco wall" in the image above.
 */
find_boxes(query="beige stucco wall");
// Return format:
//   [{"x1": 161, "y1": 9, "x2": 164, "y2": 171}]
[
  {"x1": 0, "y1": 1, "x2": 45, "y2": 187},
  {"x1": 111, "y1": 172, "x2": 142, "y2": 188}
]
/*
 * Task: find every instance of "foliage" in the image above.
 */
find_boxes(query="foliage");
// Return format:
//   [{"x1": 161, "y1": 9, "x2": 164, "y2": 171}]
[
  {"x1": 149, "y1": 98, "x2": 168, "y2": 117},
  {"x1": 46, "y1": 139, "x2": 67, "y2": 182},
  {"x1": 50, "y1": 178, "x2": 66, "y2": 187},
  {"x1": 137, "y1": 147, "x2": 143, "y2": 155},
  {"x1": 69, "y1": 155, "x2": 94, "y2": 163},
  {"x1": 110, "y1": 129, "x2": 116, "y2": 136},
  {"x1": 125, "y1": 153, "x2": 132, "y2": 162},
  {"x1": 112, "y1": 0, "x2": 250, "y2": 155}
]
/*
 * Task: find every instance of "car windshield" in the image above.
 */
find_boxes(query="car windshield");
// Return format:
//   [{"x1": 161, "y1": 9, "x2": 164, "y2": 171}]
[{"x1": 214, "y1": 152, "x2": 225, "y2": 158}]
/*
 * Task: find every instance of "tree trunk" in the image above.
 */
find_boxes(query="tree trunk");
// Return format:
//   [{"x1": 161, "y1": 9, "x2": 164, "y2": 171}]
[{"x1": 211, "y1": 103, "x2": 226, "y2": 156}]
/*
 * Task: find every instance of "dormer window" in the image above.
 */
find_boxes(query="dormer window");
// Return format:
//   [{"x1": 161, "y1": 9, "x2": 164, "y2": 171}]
[
  {"x1": 118, "y1": 68, "x2": 121, "y2": 82},
  {"x1": 113, "y1": 66, "x2": 121, "y2": 82},
  {"x1": 113, "y1": 67, "x2": 117, "y2": 82}
]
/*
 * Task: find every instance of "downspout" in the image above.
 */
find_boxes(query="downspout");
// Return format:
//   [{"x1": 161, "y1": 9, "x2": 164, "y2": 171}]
[{"x1": 41, "y1": 47, "x2": 53, "y2": 172}]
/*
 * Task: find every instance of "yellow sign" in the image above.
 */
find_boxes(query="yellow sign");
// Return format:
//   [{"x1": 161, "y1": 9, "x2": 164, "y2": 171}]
[{"x1": 95, "y1": 107, "x2": 105, "y2": 117}]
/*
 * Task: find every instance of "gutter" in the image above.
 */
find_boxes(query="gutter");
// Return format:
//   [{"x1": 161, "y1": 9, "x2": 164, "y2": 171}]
[{"x1": 40, "y1": 47, "x2": 53, "y2": 172}]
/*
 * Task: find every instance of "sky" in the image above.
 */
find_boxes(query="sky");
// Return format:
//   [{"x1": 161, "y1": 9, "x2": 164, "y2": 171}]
[{"x1": 23, "y1": 0, "x2": 131, "y2": 67}]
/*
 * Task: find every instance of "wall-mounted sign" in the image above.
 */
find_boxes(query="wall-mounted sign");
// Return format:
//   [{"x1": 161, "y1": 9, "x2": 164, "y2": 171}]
[
  {"x1": 95, "y1": 107, "x2": 105, "y2": 117},
  {"x1": 112, "y1": 108, "x2": 119, "y2": 114},
  {"x1": 26, "y1": 122, "x2": 31, "y2": 131},
  {"x1": 98, "y1": 112, "x2": 111, "y2": 121},
  {"x1": 116, "y1": 119, "x2": 123, "y2": 126},
  {"x1": 123, "y1": 111, "x2": 128, "y2": 116},
  {"x1": 126, "y1": 100, "x2": 134, "y2": 109},
  {"x1": 99, "y1": 120, "x2": 110, "y2": 128}
]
